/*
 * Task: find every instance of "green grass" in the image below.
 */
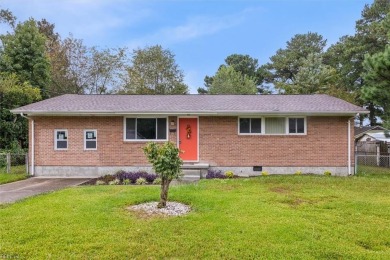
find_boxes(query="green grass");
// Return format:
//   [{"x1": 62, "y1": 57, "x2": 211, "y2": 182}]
[
  {"x1": 1, "y1": 175, "x2": 390, "y2": 259},
  {"x1": 0, "y1": 165, "x2": 28, "y2": 184},
  {"x1": 357, "y1": 165, "x2": 390, "y2": 177}
]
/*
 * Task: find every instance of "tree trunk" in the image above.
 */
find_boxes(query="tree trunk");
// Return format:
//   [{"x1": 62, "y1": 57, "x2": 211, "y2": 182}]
[
  {"x1": 368, "y1": 103, "x2": 377, "y2": 126},
  {"x1": 158, "y1": 178, "x2": 171, "y2": 208}
]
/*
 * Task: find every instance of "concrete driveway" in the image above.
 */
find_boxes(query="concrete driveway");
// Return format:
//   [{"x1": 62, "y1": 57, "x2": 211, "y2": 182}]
[{"x1": 0, "y1": 178, "x2": 91, "y2": 204}]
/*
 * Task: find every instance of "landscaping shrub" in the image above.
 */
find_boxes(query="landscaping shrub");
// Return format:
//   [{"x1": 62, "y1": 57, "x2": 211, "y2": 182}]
[
  {"x1": 224, "y1": 171, "x2": 234, "y2": 178},
  {"x1": 136, "y1": 177, "x2": 147, "y2": 185},
  {"x1": 99, "y1": 174, "x2": 116, "y2": 184},
  {"x1": 294, "y1": 170, "x2": 302, "y2": 175},
  {"x1": 109, "y1": 178, "x2": 120, "y2": 185},
  {"x1": 261, "y1": 171, "x2": 269, "y2": 176},
  {"x1": 95, "y1": 171, "x2": 157, "y2": 185},
  {"x1": 114, "y1": 171, "x2": 157, "y2": 184},
  {"x1": 324, "y1": 170, "x2": 332, "y2": 176},
  {"x1": 206, "y1": 169, "x2": 226, "y2": 179},
  {"x1": 153, "y1": 178, "x2": 162, "y2": 185},
  {"x1": 145, "y1": 173, "x2": 157, "y2": 183}
]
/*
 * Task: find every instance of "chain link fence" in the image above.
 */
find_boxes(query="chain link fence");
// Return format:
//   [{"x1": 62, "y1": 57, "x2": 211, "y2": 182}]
[
  {"x1": 355, "y1": 154, "x2": 390, "y2": 176},
  {"x1": 356, "y1": 154, "x2": 390, "y2": 168},
  {"x1": 0, "y1": 153, "x2": 28, "y2": 174}
]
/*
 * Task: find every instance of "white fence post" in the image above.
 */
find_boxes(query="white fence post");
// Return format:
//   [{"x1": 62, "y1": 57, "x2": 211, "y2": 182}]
[
  {"x1": 376, "y1": 146, "x2": 380, "y2": 166},
  {"x1": 6, "y1": 153, "x2": 11, "y2": 173},
  {"x1": 355, "y1": 153, "x2": 358, "y2": 175}
]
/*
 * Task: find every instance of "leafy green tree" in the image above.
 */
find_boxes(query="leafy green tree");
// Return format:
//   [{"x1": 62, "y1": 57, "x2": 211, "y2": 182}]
[
  {"x1": 265, "y1": 32, "x2": 327, "y2": 92},
  {"x1": 225, "y1": 54, "x2": 263, "y2": 84},
  {"x1": 37, "y1": 18, "x2": 60, "y2": 53},
  {"x1": 288, "y1": 53, "x2": 356, "y2": 102},
  {"x1": 0, "y1": 73, "x2": 41, "y2": 150},
  {"x1": 121, "y1": 45, "x2": 188, "y2": 94},
  {"x1": 325, "y1": 0, "x2": 390, "y2": 125},
  {"x1": 200, "y1": 54, "x2": 267, "y2": 94},
  {"x1": 88, "y1": 46, "x2": 128, "y2": 94},
  {"x1": 143, "y1": 142, "x2": 183, "y2": 208},
  {"x1": 39, "y1": 33, "x2": 128, "y2": 96},
  {"x1": 0, "y1": 19, "x2": 50, "y2": 98},
  {"x1": 0, "y1": 8, "x2": 16, "y2": 27},
  {"x1": 286, "y1": 54, "x2": 336, "y2": 93},
  {"x1": 36, "y1": 19, "x2": 76, "y2": 97},
  {"x1": 362, "y1": 45, "x2": 390, "y2": 127},
  {"x1": 208, "y1": 66, "x2": 257, "y2": 94}
]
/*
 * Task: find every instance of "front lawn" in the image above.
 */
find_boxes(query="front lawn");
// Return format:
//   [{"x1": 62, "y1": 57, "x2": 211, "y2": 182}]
[
  {"x1": 0, "y1": 165, "x2": 28, "y2": 184},
  {"x1": 0, "y1": 175, "x2": 390, "y2": 259}
]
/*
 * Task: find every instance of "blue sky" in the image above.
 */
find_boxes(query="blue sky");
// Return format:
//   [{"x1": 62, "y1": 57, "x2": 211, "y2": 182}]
[{"x1": 1, "y1": 0, "x2": 371, "y2": 93}]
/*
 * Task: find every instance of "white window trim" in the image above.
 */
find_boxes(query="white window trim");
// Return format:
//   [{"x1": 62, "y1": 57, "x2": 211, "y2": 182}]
[
  {"x1": 84, "y1": 129, "x2": 97, "y2": 150},
  {"x1": 123, "y1": 116, "x2": 169, "y2": 142},
  {"x1": 238, "y1": 116, "x2": 307, "y2": 136},
  {"x1": 54, "y1": 129, "x2": 68, "y2": 150},
  {"x1": 286, "y1": 117, "x2": 307, "y2": 135},
  {"x1": 238, "y1": 117, "x2": 263, "y2": 135}
]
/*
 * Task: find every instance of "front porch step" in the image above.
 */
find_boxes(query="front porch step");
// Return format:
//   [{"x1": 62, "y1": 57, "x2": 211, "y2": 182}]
[
  {"x1": 180, "y1": 164, "x2": 209, "y2": 181},
  {"x1": 180, "y1": 169, "x2": 201, "y2": 181},
  {"x1": 181, "y1": 163, "x2": 209, "y2": 170}
]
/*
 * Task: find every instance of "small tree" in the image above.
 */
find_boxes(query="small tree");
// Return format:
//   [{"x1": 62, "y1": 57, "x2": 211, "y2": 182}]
[{"x1": 143, "y1": 142, "x2": 183, "y2": 208}]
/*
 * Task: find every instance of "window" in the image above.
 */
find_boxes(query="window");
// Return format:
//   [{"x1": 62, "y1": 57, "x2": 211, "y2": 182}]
[
  {"x1": 238, "y1": 116, "x2": 306, "y2": 135},
  {"x1": 55, "y1": 130, "x2": 68, "y2": 150},
  {"x1": 84, "y1": 130, "x2": 97, "y2": 150},
  {"x1": 288, "y1": 118, "x2": 305, "y2": 134},
  {"x1": 265, "y1": 118, "x2": 286, "y2": 134},
  {"x1": 125, "y1": 118, "x2": 167, "y2": 140},
  {"x1": 239, "y1": 118, "x2": 262, "y2": 134}
]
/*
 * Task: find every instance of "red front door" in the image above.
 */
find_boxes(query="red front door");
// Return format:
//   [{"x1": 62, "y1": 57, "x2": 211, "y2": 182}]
[{"x1": 178, "y1": 118, "x2": 198, "y2": 161}]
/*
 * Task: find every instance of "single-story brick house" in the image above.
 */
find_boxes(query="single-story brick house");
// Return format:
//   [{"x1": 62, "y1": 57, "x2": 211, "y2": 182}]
[{"x1": 11, "y1": 94, "x2": 367, "y2": 177}]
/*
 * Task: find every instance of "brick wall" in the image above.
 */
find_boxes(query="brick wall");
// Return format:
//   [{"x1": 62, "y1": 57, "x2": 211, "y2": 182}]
[
  {"x1": 199, "y1": 116, "x2": 353, "y2": 167},
  {"x1": 30, "y1": 115, "x2": 353, "y2": 168}
]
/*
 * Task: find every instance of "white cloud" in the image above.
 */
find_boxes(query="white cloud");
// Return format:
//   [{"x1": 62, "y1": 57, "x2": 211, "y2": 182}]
[{"x1": 127, "y1": 7, "x2": 260, "y2": 49}]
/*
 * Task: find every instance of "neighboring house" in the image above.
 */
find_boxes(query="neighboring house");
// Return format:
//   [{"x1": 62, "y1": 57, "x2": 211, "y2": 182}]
[
  {"x1": 11, "y1": 94, "x2": 367, "y2": 177},
  {"x1": 354, "y1": 125, "x2": 386, "y2": 141},
  {"x1": 355, "y1": 126, "x2": 390, "y2": 156},
  {"x1": 358, "y1": 132, "x2": 390, "y2": 143}
]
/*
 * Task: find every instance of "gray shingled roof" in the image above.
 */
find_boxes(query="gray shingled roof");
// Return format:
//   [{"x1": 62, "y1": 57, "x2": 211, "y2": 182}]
[
  {"x1": 11, "y1": 94, "x2": 368, "y2": 116},
  {"x1": 354, "y1": 126, "x2": 386, "y2": 137}
]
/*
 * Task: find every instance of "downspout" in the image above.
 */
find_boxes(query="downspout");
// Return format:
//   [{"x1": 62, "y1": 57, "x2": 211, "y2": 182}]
[
  {"x1": 20, "y1": 113, "x2": 34, "y2": 176},
  {"x1": 348, "y1": 117, "x2": 354, "y2": 176}
]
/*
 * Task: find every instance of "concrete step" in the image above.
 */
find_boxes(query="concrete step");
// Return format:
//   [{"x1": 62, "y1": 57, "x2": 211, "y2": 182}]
[
  {"x1": 181, "y1": 169, "x2": 201, "y2": 180},
  {"x1": 181, "y1": 163, "x2": 209, "y2": 170},
  {"x1": 181, "y1": 175, "x2": 201, "y2": 181}
]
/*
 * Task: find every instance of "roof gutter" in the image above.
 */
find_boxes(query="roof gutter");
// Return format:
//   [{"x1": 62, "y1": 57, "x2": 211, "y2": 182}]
[
  {"x1": 19, "y1": 113, "x2": 34, "y2": 176},
  {"x1": 10, "y1": 110, "x2": 369, "y2": 117}
]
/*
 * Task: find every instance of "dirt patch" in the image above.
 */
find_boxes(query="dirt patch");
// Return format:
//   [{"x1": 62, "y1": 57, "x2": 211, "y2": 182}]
[
  {"x1": 279, "y1": 196, "x2": 314, "y2": 207},
  {"x1": 289, "y1": 198, "x2": 306, "y2": 206},
  {"x1": 270, "y1": 186, "x2": 291, "y2": 194}
]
